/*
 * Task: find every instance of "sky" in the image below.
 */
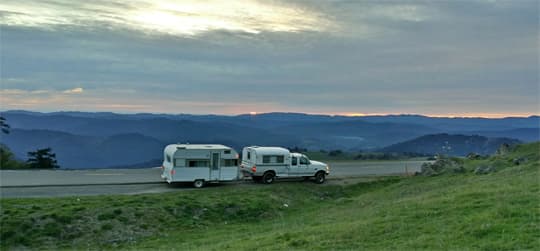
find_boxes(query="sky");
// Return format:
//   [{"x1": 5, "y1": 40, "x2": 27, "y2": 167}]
[{"x1": 0, "y1": 0, "x2": 538, "y2": 117}]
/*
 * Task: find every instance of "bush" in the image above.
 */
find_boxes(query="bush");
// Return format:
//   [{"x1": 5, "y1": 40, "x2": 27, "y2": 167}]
[
  {"x1": 0, "y1": 145, "x2": 27, "y2": 169},
  {"x1": 419, "y1": 157, "x2": 465, "y2": 176}
]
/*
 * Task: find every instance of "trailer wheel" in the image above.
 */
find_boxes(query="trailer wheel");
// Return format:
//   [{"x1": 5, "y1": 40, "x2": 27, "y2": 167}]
[
  {"x1": 193, "y1": 179, "x2": 205, "y2": 188},
  {"x1": 262, "y1": 172, "x2": 275, "y2": 184},
  {"x1": 252, "y1": 176, "x2": 262, "y2": 183},
  {"x1": 314, "y1": 172, "x2": 326, "y2": 184}
]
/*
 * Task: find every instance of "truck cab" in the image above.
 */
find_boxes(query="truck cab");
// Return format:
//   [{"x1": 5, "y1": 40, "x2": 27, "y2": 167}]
[{"x1": 240, "y1": 146, "x2": 329, "y2": 184}]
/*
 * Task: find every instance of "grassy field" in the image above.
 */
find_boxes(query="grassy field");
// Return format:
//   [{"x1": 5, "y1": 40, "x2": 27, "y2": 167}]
[{"x1": 1, "y1": 142, "x2": 538, "y2": 250}]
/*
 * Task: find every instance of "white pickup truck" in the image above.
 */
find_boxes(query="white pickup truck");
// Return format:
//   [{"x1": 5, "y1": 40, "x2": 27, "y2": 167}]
[{"x1": 240, "y1": 146, "x2": 330, "y2": 184}]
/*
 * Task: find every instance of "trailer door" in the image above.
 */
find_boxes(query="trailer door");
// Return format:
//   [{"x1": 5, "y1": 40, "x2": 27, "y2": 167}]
[{"x1": 210, "y1": 152, "x2": 221, "y2": 181}]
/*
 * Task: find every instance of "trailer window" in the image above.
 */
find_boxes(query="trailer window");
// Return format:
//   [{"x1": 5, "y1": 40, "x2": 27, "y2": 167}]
[
  {"x1": 291, "y1": 157, "x2": 298, "y2": 166},
  {"x1": 166, "y1": 155, "x2": 171, "y2": 163},
  {"x1": 263, "y1": 155, "x2": 285, "y2": 164},
  {"x1": 224, "y1": 150, "x2": 231, "y2": 154},
  {"x1": 247, "y1": 152, "x2": 251, "y2": 159},
  {"x1": 187, "y1": 160, "x2": 209, "y2": 167},
  {"x1": 174, "y1": 158, "x2": 185, "y2": 167},
  {"x1": 221, "y1": 159, "x2": 238, "y2": 166}
]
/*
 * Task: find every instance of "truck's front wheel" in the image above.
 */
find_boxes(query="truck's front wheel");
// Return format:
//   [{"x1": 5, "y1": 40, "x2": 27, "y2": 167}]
[
  {"x1": 262, "y1": 172, "x2": 275, "y2": 184},
  {"x1": 314, "y1": 172, "x2": 326, "y2": 184}
]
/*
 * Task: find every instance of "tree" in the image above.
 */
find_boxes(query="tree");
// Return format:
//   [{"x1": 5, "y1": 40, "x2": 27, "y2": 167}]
[
  {"x1": 0, "y1": 145, "x2": 27, "y2": 169},
  {"x1": 27, "y1": 148, "x2": 60, "y2": 169},
  {"x1": 0, "y1": 116, "x2": 10, "y2": 134},
  {"x1": 0, "y1": 116, "x2": 24, "y2": 169},
  {"x1": 328, "y1": 150, "x2": 343, "y2": 157},
  {"x1": 289, "y1": 146, "x2": 307, "y2": 153}
]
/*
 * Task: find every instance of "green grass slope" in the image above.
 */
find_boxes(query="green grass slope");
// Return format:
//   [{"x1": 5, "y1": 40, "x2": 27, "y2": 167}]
[{"x1": 1, "y1": 142, "x2": 539, "y2": 250}]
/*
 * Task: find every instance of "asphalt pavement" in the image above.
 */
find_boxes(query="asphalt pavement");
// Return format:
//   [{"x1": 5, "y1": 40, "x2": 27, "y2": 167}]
[{"x1": 0, "y1": 160, "x2": 427, "y2": 198}]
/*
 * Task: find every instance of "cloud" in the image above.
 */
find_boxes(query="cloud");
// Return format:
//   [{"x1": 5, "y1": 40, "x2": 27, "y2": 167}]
[
  {"x1": 0, "y1": 1, "x2": 538, "y2": 116},
  {"x1": 0, "y1": 87, "x2": 281, "y2": 114},
  {"x1": 0, "y1": 0, "x2": 334, "y2": 36},
  {"x1": 62, "y1": 87, "x2": 84, "y2": 94},
  {"x1": 0, "y1": 89, "x2": 49, "y2": 95},
  {"x1": 0, "y1": 87, "x2": 83, "y2": 97}
]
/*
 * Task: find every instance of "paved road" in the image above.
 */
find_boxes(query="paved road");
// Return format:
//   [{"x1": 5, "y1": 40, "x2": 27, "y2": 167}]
[
  {"x1": 0, "y1": 160, "x2": 427, "y2": 198},
  {"x1": 0, "y1": 168, "x2": 164, "y2": 187},
  {"x1": 328, "y1": 160, "x2": 425, "y2": 177}
]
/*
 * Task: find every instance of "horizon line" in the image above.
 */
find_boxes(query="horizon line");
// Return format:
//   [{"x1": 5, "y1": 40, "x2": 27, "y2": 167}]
[{"x1": 1, "y1": 109, "x2": 539, "y2": 119}]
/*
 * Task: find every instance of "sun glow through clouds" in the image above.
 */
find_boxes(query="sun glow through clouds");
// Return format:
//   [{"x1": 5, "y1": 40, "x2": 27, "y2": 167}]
[
  {"x1": 128, "y1": 1, "x2": 330, "y2": 36},
  {"x1": 0, "y1": 0, "x2": 332, "y2": 36}
]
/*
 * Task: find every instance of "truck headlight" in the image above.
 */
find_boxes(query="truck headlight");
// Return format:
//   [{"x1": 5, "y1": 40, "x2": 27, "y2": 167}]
[{"x1": 325, "y1": 165, "x2": 330, "y2": 171}]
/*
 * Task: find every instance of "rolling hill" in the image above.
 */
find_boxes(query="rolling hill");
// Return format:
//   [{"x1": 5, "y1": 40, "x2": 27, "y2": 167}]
[
  {"x1": 381, "y1": 133, "x2": 521, "y2": 156},
  {"x1": 1, "y1": 142, "x2": 538, "y2": 250}
]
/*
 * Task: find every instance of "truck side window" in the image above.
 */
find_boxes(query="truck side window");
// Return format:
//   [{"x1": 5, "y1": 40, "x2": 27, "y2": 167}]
[
  {"x1": 263, "y1": 155, "x2": 285, "y2": 164},
  {"x1": 300, "y1": 157, "x2": 309, "y2": 165},
  {"x1": 292, "y1": 157, "x2": 298, "y2": 166}
]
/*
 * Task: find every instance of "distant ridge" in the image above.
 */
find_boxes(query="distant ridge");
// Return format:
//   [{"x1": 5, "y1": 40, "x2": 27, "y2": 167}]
[
  {"x1": 3, "y1": 110, "x2": 539, "y2": 119},
  {"x1": 1, "y1": 110, "x2": 538, "y2": 168},
  {"x1": 381, "y1": 133, "x2": 522, "y2": 156}
]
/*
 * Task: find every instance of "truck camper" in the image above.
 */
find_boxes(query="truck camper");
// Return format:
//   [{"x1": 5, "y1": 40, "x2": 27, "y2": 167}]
[{"x1": 240, "y1": 146, "x2": 329, "y2": 184}]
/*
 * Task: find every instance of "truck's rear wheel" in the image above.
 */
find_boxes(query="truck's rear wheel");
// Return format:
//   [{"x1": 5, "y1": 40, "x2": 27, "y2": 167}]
[
  {"x1": 262, "y1": 172, "x2": 275, "y2": 184},
  {"x1": 193, "y1": 179, "x2": 205, "y2": 188},
  {"x1": 314, "y1": 172, "x2": 326, "y2": 184}
]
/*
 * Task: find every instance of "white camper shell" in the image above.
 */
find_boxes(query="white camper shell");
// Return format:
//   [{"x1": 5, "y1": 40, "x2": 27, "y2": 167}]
[
  {"x1": 161, "y1": 144, "x2": 239, "y2": 188},
  {"x1": 240, "y1": 146, "x2": 329, "y2": 184}
]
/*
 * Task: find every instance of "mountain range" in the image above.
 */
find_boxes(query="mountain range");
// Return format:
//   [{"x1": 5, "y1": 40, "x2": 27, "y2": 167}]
[
  {"x1": 1, "y1": 110, "x2": 538, "y2": 168},
  {"x1": 381, "y1": 133, "x2": 522, "y2": 156}
]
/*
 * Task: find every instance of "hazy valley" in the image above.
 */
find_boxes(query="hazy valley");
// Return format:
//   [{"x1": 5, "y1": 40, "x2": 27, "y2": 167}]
[{"x1": 1, "y1": 111, "x2": 538, "y2": 168}]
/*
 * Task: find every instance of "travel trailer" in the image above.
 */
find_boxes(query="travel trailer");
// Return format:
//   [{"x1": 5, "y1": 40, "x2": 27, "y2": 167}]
[
  {"x1": 240, "y1": 146, "x2": 330, "y2": 184},
  {"x1": 161, "y1": 144, "x2": 239, "y2": 188}
]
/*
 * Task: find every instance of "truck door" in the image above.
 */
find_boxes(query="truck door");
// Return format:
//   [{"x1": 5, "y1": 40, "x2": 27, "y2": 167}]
[
  {"x1": 210, "y1": 152, "x2": 221, "y2": 181},
  {"x1": 298, "y1": 156, "x2": 310, "y2": 176},
  {"x1": 289, "y1": 156, "x2": 299, "y2": 176}
]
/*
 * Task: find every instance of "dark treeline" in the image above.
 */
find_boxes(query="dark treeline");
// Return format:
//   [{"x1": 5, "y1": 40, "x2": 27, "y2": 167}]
[{"x1": 0, "y1": 116, "x2": 59, "y2": 169}]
